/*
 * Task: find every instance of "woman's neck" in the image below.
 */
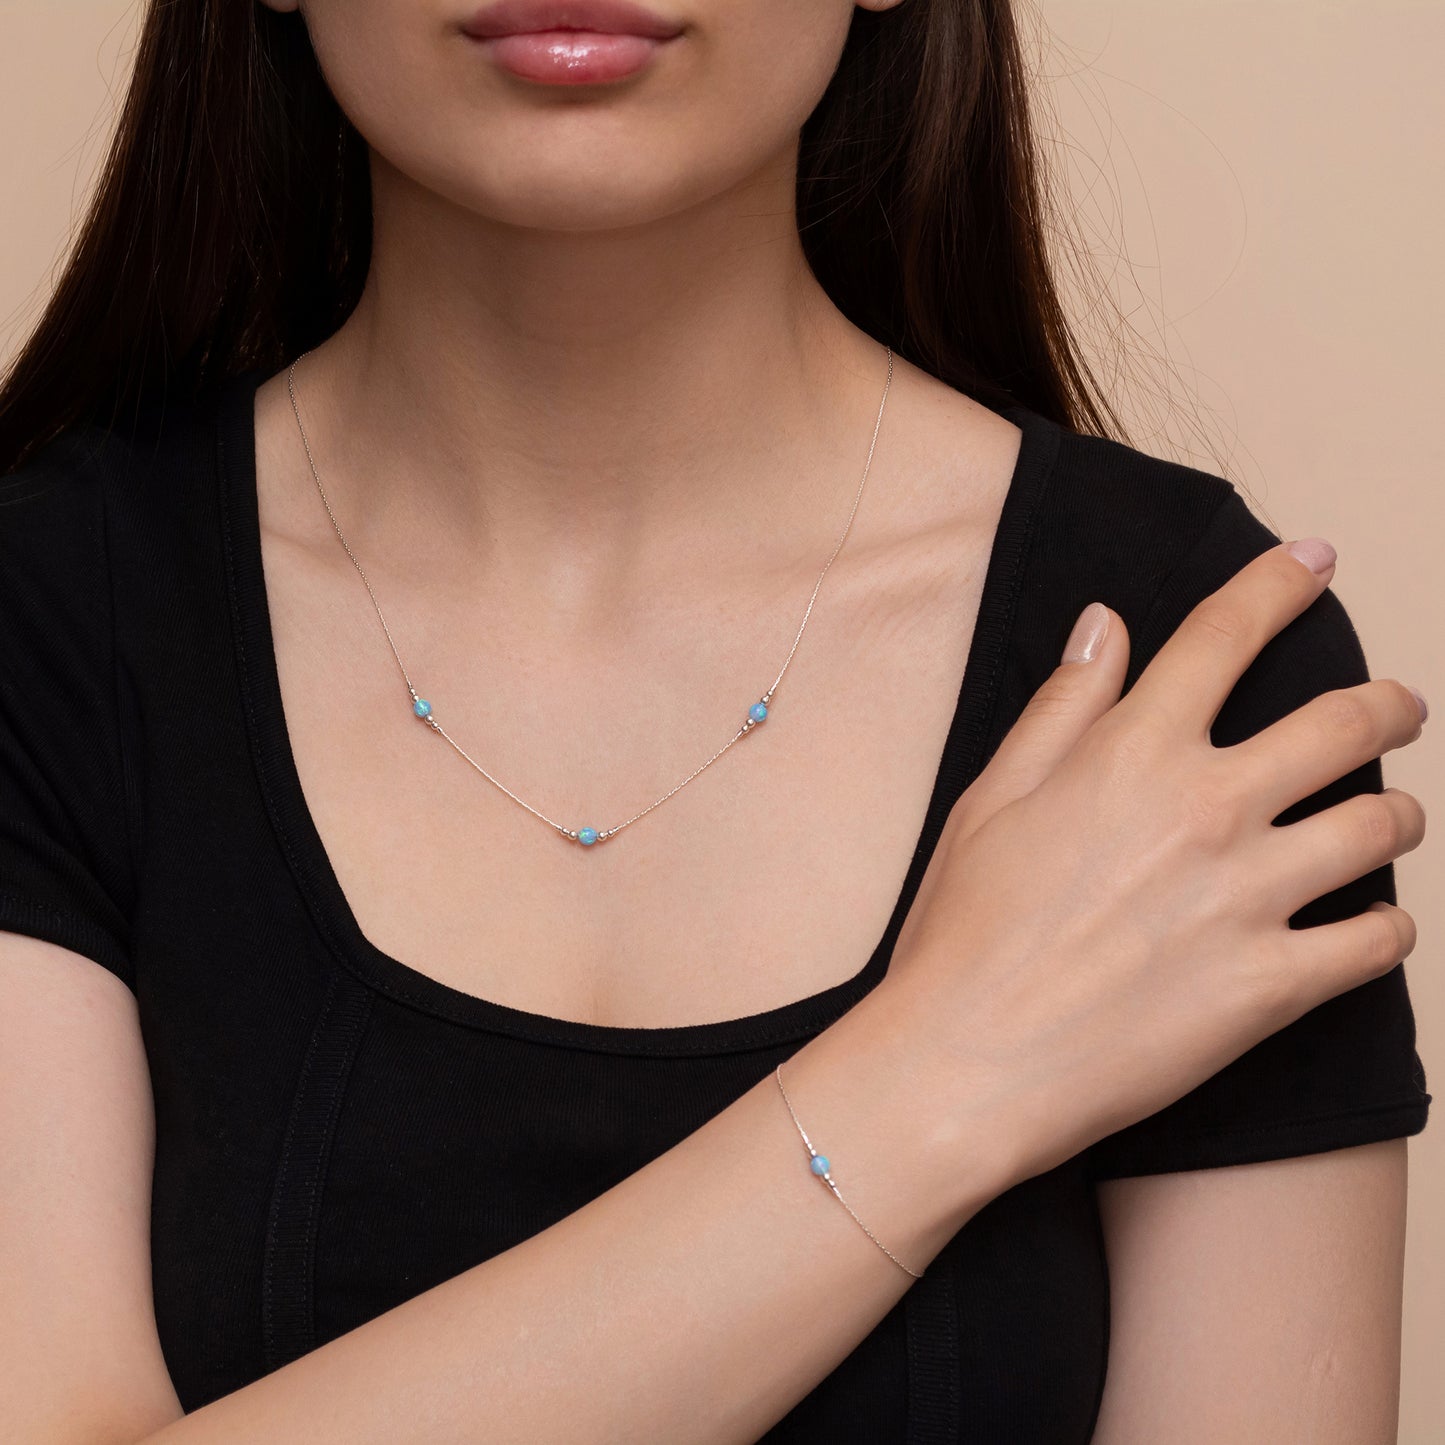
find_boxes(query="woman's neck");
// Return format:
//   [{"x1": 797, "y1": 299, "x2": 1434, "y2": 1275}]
[{"x1": 284, "y1": 150, "x2": 901, "y2": 607}]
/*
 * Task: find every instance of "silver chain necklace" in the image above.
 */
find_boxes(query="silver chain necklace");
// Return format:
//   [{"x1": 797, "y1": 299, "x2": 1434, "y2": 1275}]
[{"x1": 285, "y1": 341, "x2": 894, "y2": 848}]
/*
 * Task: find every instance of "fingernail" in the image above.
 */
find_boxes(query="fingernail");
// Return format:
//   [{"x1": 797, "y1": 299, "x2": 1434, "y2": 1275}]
[
  {"x1": 1408, "y1": 686, "x2": 1429, "y2": 723},
  {"x1": 1063, "y1": 602, "x2": 1109, "y2": 663},
  {"x1": 1285, "y1": 537, "x2": 1337, "y2": 574}
]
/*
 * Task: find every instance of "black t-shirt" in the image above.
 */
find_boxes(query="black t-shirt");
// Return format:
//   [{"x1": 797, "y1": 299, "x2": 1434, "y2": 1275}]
[{"x1": 0, "y1": 368, "x2": 1431, "y2": 1443}]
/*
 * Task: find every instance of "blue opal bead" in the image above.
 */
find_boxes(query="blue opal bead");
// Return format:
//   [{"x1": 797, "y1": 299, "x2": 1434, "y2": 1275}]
[
  {"x1": 810, "y1": 1154, "x2": 830, "y2": 1175},
  {"x1": 412, "y1": 698, "x2": 432, "y2": 718},
  {"x1": 749, "y1": 701, "x2": 768, "y2": 723},
  {"x1": 577, "y1": 827, "x2": 599, "y2": 846}
]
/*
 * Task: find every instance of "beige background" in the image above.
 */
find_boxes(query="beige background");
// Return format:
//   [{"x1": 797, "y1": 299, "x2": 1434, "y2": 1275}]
[{"x1": 2, "y1": 0, "x2": 1440, "y2": 1436}]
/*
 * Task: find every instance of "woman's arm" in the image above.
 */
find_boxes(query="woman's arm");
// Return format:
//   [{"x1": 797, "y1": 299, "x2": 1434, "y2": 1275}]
[
  {"x1": 0, "y1": 927, "x2": 1012, "y2": 1445},
  {"x1": 154, "y1": 976, "x2": 1000, "y2": 1445},
  {"x1": 0, "y1": 935, "x2": 184, "y2": 1445},
  {"x1": 1089, "y1": 1139, "x2": 1407, "y2": 1445}
]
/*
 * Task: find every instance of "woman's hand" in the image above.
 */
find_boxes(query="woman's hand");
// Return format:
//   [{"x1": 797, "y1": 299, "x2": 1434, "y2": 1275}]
[{"x1": 883, "y1": 538, "x2": 1427, "y2": 1194}]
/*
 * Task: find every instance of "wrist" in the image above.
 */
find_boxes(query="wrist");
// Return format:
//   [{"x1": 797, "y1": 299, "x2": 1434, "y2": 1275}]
[
  {"x1": 785, "y1": 977, "x2": 1021, "y2": 1265},
  {"x1": 882, "y1": 975, "x2": 1031, "y2": 1214}
]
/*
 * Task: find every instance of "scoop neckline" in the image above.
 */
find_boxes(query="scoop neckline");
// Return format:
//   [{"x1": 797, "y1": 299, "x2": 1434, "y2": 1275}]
[{"x1": 215, "y1": 366, "x2": 1060, "y2": 1057}]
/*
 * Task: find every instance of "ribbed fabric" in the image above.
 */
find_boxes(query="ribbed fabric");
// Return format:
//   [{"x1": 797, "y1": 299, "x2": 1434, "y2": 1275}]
[
  {"x1": 0, "y1": 368, "x2": 1429, "y2": 1442},
  {"x1": 261, "y1": 969, "x2": 374, "y2": 1372}
]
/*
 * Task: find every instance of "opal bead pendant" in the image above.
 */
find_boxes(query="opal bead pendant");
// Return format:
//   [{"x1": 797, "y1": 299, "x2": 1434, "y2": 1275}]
[
  {"x1": 560, "y1": 692, "x2": 771, "y2": 846},
  {"x1": 408, "y1": 688, "x2": 778, "y2": 848}
]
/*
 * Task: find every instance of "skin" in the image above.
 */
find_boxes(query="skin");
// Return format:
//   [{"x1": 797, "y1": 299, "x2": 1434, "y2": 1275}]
[
  {"x1": 1089, "y1": 1142, "x2": 1409, "y2": 1443},
  {"x1": 247, "y1": 0, "x2": 1024, "y2": 1032},
  {"x1": 0, "y1": 1, "x2": 1423, "y2": 1441}
]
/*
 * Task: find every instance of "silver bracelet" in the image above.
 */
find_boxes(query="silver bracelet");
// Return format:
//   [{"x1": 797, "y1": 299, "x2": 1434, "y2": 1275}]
[{"x1": 774, "y1": 1063, "x2": 925, "y2": 1280}]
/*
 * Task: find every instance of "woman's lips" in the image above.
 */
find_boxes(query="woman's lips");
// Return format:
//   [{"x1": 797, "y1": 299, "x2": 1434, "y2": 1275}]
[{"x1": 477, "y1": 29, "x2": 672, "y2": 84}]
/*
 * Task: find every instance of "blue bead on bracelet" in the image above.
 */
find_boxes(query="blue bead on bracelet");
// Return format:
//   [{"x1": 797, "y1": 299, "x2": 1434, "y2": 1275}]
[{"x1": 774, "y1": 1063, "x2": 925, "y2": 1280}]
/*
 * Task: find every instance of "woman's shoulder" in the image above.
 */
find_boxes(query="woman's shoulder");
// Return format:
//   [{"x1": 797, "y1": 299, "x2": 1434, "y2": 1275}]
[
  {"x1": 0, "y1": 378, "x2": 240, "y2": 707},
  {"x1": 1, "y1": 375, "x2": 239, "y2": 589},
  {"x1": 1003, "y1": 409, "x2": 1375, "y2": 748},
  {"x1": 1, "y1": 422, "x2": 129, "y2": 673},
  {"x1": 4, "y1": 376, "x2": 228, "y2": 513},
  {"x1": 1031, "y1": 423, "x2": 1431, "y2": 1175},
  {"x1": 1011, "y1": 411, "x2": 1307, "y2": 650},
  {"x1": 1027, "y1": 412, "x2": 1263, "y2": 603},
  {"x1": 0, "y1": 417, "x2": 171, "y2": 988},
  {"x1": 2, "y1": 419, "x2": 123, "y2": 544}
]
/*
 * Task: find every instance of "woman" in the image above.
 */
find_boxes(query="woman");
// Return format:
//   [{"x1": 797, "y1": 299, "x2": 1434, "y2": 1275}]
[{"x1": 0, "y1": 1, "x2": 1431, "y2": 1441}]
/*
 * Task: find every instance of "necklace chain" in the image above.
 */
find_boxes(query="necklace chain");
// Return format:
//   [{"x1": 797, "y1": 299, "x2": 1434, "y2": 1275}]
[{"x1": 285, "y1": 342, "x2": 895, "y2": 847}]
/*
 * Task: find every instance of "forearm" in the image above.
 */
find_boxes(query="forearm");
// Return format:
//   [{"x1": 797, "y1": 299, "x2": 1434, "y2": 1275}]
[{"x1": 137, "y1": 981, "x2": 1011, "y2": 1445}]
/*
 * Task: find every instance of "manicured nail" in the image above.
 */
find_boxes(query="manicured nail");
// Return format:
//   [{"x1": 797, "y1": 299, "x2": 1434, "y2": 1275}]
[
  {"x1": 1408, "y1": 686, "x2": 1428, "y2": 723},
  {"x1": 1063, "y1": 602, "x2": 1109, "y2": 663},
  {"x1": 1285, "y1": 537, "x2": 1337, "y2": 574}
]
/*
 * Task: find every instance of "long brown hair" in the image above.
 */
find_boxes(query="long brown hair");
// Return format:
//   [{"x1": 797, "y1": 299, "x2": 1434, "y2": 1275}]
[{"x1": 0, "y1": 0, "x2": 1139, "y2": 476}]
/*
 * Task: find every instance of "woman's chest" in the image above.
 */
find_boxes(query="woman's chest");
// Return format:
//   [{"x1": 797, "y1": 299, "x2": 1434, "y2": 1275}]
[
  {"x1": 246, "y1": 380, "x2": 1025, "y2": 1035},
  {"x1": 259, "y1": 526, "x2": 996, "y2": 1032}
]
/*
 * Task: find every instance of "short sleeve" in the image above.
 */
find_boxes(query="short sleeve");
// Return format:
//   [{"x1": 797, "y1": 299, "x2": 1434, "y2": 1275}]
[
  {"x1": 1085, "y1": 484, "x2": 1431, "y2": 1181},
  {"x1": 0, "y1": 435, "x2": 137, "y2": 991}
]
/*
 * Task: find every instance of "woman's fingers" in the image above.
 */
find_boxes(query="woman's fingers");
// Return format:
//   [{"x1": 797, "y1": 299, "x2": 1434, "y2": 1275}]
[
  {"x1": 947, "y1": 603, "x2": 1129, "y2": 838},
  {"x1": 1256, "y1": 786, "x2": 1427, "y2": 920},
  {"x1": 1282, "y1": 899, "x2": 1419, "y2": 1022},
  {"x1": 1127, "y1": 538, "x2": 1336, "y2": 737},
  {"x1": 1225, "y1": 676, "x2": 1427, "y2": 821}
]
